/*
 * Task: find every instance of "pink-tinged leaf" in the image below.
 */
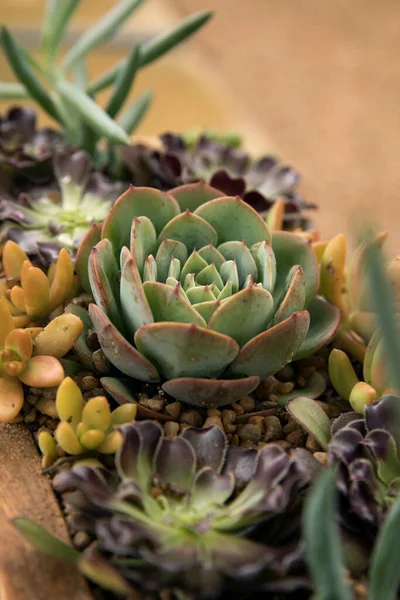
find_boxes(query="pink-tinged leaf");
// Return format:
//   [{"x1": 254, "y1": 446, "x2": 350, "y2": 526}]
[
  {"x1": 287, "y1": 396, "x2": 331, "y2": 450},
  {"x1": 293, "y1": 296, "x2": 340, "y2": 360},
  {"x1": 229, "y1": 311, "x2": 310, "y2": 379},
  {"x1": 4, "y1": 328, "x2": 32, "y2": 361},
  {"x1": 89, "y1": 304, "x2": 160, "y2": 382},
  {"x1": 135, "y1": 322, "x2": 239, "y2": 379},
  {"x1": 18, "y1": 355, "x2": 64, "y2": 387},
  {"x1": 101, "y1": 186, "x2": 180, "y2": 250},
  {"x1": 162, "y1": 376, "x2": 260, "y2": 408},
  {"x1": 101, "y1": 377, "x2": 174, "y2": 422},
  {"x1": 75, "y1": 223, "x2": 102, "y2": 293},
  {"x1": 0, "y1": 376, "x2": 24, "y2": 422},
  {"x1": 169, "y1": 181, "x2": 224, "y2": 212}
]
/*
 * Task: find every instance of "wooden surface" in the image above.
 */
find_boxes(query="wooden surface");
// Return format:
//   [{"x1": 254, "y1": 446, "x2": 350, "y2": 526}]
[{"x1": 0, "y1": 424, "x2": 92, "y2": 600}]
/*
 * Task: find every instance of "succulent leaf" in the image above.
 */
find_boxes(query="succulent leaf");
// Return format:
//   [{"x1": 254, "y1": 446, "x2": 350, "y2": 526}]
[
  {"x1": 169, "y1": 182, "x2": 222, "y2": 211},
  {"x1": 135, "y1": 322, "x2": 239, "y2": 379},
  {"x1": 0, "y1": 376, "x2": 24, "y2": 422},
  {"x1": 33, "y1": 313, "x2": 84, "y2": 358},
  {"x1": 293, "y1": 296, "x2": 340, "y2": 360},
  {"x1": 18, "y1": 354, "x2": 64, "y2": 387},
  {"x1": 162, "y1": 376, "x2": 260, "y2": 408}
]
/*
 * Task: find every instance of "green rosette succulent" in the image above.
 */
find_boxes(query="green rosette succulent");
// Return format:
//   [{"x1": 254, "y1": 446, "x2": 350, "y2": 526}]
[
  {"x1": 52, "y1": 422, "x2": 308, "y2": 597},
  {"x1": 77, "y1": 182, "x2": 340, "y2": 407}
]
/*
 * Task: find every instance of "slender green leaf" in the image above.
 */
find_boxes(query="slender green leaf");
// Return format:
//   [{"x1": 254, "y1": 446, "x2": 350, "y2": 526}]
[
  {"x1": 13, "y1": 518, "x2": 80, "y2": 565},
  {"x1": 41, "y1": 0, "x2": 81, "y2": 61},
  {"x1": 140, "y1": 10, "x2": 213, "y2": 68},
  {"x1": 62, "y1": 0, "x2": 147, "y2": 71},
  {"x1": 0, "y1": 82, "x2": 28, "y2": 99},
  {"x1": 73, "y1": 59, "x2": 89, "y2": 90},
  {"x1": 0, "y1": 27, "x2": 60, "y2": 122},
  {"x1": 86, "y1": 9, "x2": 213, "y2": 96},
  {"x1": 287, "y1": 396, "x2": 331, "y2": 450},
  {"x1": 118, "y1": 90, "x2": 152, "y2": 134},
  {"x1": 368, "y1": 495, "x2": 400, "y2": 600},
  {"x1": 106, "y1": 44, "x2": 140, "y2": 118},
  {"x1": 303, "y1": 469, "x2": 352, "y2": 600},
  {"x1": 365, "y1": 237, "x2": 400, "y2": 392},
  {"x1": 57, "y1": 79, "x2": 129, "y2": 144}
]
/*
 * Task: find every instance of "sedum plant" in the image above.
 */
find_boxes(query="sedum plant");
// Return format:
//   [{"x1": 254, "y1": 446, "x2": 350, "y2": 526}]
[
  {"x1": 0, "y1": 300, "x2": 82, "y2": 422},
  {"x1": 0, "y1": 240, "x2": 76, "y2": 327},
  {"x1": 38, "y1": 376, "x2": 137, "y2": 463},
  {"x1": 17, "y1": 422, "x2": 307, "y2": 597},
  {"x1": 0, "y1": 150, "x2": 123, "y2": 258},
  {"x1": 0, "y1": 0, "x2": 212, "y2": 158},
  {"x1": 120, "y1": 131, "x2": 318, "y2": 236},
  {"x1": 76, "y1": 182, "x2": 340, "y2": 407}
]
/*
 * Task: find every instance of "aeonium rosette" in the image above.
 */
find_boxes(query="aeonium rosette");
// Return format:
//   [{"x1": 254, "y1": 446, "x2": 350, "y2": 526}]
[{"x1": 76, "y1": 182, "x2": 340, "y2": 408}]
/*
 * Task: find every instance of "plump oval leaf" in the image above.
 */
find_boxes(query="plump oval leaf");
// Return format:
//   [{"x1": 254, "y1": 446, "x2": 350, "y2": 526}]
[
  {"x1": 162, "y1": 376, "x2": 260, "y2": 408},
  {"x1": 293, "y1": 296, "x2": 340, "y2": 360},
  {"x1": 169, "y1": 182, "x2": 223, "y2": 212},
  {"x1": 158, "y1": 210, "x2": 218, "y2": 250},
  {"x1": 287, "y1": 396, "x2": 331, "y2": 450},
  {"x1": 135, "y1": 322, "x2": 239, "y2": 379},
  {"x1": 195, "y1": 196, "x2": 270, "y2": 247}
]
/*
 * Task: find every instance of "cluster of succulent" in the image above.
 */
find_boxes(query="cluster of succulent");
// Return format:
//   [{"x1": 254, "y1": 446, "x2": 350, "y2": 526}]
[
  {"x1": 19, "y1": 422, "x2": 313, "y2": 597},
  {"x1": 38, "y1": 377, "x2": 137, "y2": 465},
  {"x1": 0, "y1": 150, "x2": 123, "y2": 259},
  {"x1": 120, "y1": 131, "x2": 318, "y2": 235},
  {"x1": 72, "y1": 182, "x2": 339, "y2": 408}
]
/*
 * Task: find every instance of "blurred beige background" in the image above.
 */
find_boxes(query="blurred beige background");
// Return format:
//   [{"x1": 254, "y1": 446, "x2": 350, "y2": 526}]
[{"x1": 1, "y1": 0, "x2": 400, "y2": 254}]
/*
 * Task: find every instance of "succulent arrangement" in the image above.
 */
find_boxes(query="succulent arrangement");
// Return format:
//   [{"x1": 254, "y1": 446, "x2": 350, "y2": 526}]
[
  {"x1": 120, "y1": 131, "x2": 318, "y2": 235},
  {"x1": 2, "y1": 1, "x2": 400, "y2": 599}
]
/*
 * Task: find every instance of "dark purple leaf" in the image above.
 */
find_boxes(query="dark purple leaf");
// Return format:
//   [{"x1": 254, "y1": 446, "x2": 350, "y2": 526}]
[{"x1": 181, "y1": 426, "x2": 228, "y2": 473}]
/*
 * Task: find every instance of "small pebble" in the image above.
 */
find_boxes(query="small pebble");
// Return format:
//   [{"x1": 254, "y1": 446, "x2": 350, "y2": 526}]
[
  {"x1": 164, "y1": 421, "x2": 180, "y2": 438},
  {"x1": 180, "y1": 409, "x2": 203, "y2": 427},
  {"x1": 277, "y1": 381, "x2": 294, "y2": 395},
  {"x1": 231, "y1": 402, "x2": 245, "y2": 415},
  {"x1": 179, "y1": 423, "x2": 191, "y2": 433},
  {"x1": 286, "y1": 428, "x2": 306, "y2": 447},
  {"x1": 297, "y1": 375, "x2": 307, "y2": 388},
  {"x1": 35, "y1": 397, "x2": 58, "y2": 418},
  {"x1": 10, "y1": 414, "x2": 24, "y2": 424},
  {"x1": 313, "y1": 452, "x2": 328, "y2": 465},
  {"x1": 316, "y1": 401, "x2": 341, "y2": 418},
  {"x1": 276, "y1": 365, "x2": 295, "y2": 382},
  {"x1": 203, "y1": 416, "x2": 224, "y2": 430},
  {"x1": 306, "y1": 434, "x2": 322, "y2": 453},
  {"x1": 255, "y1": 377, "x2": 279, "y2": 399},
  {"x1": 231, "y1": 434, "x2": 239, "y2": 446},
  {"x1": 263, "y1": 416, "x2": 283, "y2": 442},
  {"x1": 29, "y1": 387, "x2": 43, "y2": 397},
  {"x1": 248, "y1": 415, "x2": 266, "y2": 432},
  {"x1": 273, "y1": 440, "x2": 292, "y2": 451},
  {"x1": 26, "y1": 394, "x2": 37, "y2": 406},
  {"x1": 81, "y1": 376, "x2": 99, "y2": 391},
  {"x1": 207, "y1": 408, "x2": 221, "y2": 417},
  {"x1": 237, "y1": 424, "x2": 262, "y2": 443},
  {"x1": 92, "y1": 349, "x2": 110, "y2": 373},
  {"x1": 240, "y1": 440, "x2": 258, "y2": 449},
  {"x1": 225, "y1": 424, "x2": 237, "y2": 434},
  {"x1": 222, "y1": 409, "x2": 236, "y2": 427},
  {"x1": 83, "y1": 387, "x2": 104, "y2": 401},
  {"x1": 24, "y1": 407, "x2": 37, "y2": 423},
  {"x1": 146, "y1": 396, "x2": 165, "y2": 412},
  {"x1": 283, "y1": 420, "x2": 299, "y2": 435},
  {"x1": 73, "y1": 531, "x2": 91, "y2": 551},
  {"x1": 165, "y1": 402, "x2": 181, "y2": 419},
  {"x1": 86, "y1": 329, "x2": 100, "y2": 350},
  {"x1": 46, "y1": 419, "x2": 59, "y2": 431},
  {"x1": 43, "y1": 387, "x2": 57, "y2": 400},
  {"x1": 239, "y1": 396, "x2": 256, "y2": 412}
]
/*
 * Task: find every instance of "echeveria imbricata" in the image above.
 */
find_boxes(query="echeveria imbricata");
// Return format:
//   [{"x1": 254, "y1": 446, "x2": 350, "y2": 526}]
[{"x1": 76, "y1": 183, "x2": 340, "y2": 407}]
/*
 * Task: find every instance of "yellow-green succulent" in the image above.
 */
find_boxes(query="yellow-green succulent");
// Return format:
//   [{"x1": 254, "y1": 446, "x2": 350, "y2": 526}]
[{"x1": 38, "y1": 377, "x2": 137, "y2": 464}]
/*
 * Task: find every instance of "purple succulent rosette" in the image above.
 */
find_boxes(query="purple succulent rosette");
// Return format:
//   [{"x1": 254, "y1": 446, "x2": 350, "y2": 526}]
[
  {"x1": 0, "y1": 149, "x2": 123, "y2": 260},
  {"x1": 0, "y1": 106, "x2": 66, "y2": 191},
  {"x1": 75, "y1": 183, "x2": 339, "y2": 408},
  {"x1": 329, "y1": 394, "x2": 400, "y2": 535},
  {"x1": 119, "y1": 132, "x2": 316, "y2": 231},
  {"x1": 55, "y1": 422, "x2": 307, "y2": 597}
]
